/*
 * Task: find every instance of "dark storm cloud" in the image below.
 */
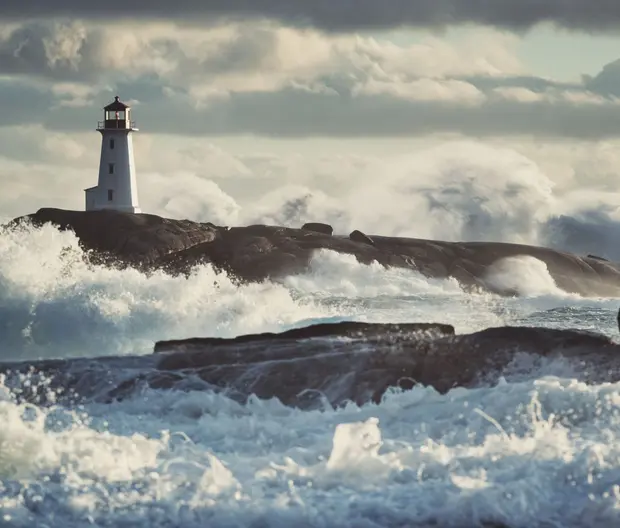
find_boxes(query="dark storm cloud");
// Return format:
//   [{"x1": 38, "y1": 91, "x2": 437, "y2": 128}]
[
  {"x1": 584, "y1": 59, "x2": 620, "y2": 97},
  {"x1": 0, "y1": 0, "x2": 620, "y2": 31},
  {"x1": 0, "y1": 21, "x2": 102, "y2": 81},
  {"x1": 464, "y1": 75, "x2": 578, "y2": 94},
  {"x1": 2, "y1": 0, "x2": 620, "y2": 33},
  {"x1": 5, "y1": 80, "x2": 619, "y2": 141},
  {"x1": 2, "y1": 15, "x2": 620, "y2": 144},
  {"x1": 152, "y1": 89, "x2": 620, "y2": 140},
  {"x1": 0, "y1": 21, "x2": 279, "y2": 83}
]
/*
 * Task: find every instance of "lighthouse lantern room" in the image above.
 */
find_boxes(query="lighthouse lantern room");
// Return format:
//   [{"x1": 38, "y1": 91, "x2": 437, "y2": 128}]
[{"x1": 85, "y1": 96, "x2": 141, "y2": 213}]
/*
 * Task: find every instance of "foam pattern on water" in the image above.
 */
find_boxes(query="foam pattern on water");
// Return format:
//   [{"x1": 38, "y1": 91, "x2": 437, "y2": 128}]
[{"x1": 1, "y1": 376, "x2": 620, "y2": 527}]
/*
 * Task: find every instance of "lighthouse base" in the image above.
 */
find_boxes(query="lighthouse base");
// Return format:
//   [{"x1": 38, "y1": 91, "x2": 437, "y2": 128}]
[
  {"x1": 85, "y1": 186, "x2": 141, "y2": 214},
  {"x1": 88, "y1": 205, "x2": 142, "y2": 214}
]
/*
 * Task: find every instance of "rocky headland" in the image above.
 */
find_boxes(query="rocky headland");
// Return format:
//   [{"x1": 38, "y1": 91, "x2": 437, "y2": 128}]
[{"x1": 6, "y1": 207, "x2": 620, "y2": 297}]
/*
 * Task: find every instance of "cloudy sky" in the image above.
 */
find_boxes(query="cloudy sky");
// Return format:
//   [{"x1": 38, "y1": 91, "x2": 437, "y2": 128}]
[{"x1": 3, "y1": 2, "x2": 620, "y2": 245}]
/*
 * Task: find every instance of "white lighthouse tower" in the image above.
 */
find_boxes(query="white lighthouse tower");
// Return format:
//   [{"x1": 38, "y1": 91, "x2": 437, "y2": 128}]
[{"x1": 85, "y1": 96, "x2": 141, "y2": 213}]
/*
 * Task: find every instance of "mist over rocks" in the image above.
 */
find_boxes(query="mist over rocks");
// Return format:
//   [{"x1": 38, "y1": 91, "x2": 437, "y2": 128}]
[{"x1": 8, "y1": 207, "x2": 620, "y2": 297}]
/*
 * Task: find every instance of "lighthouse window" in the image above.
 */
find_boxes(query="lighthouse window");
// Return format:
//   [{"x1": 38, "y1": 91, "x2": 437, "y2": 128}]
[
  {"x1": 108, "y1": 190, "x2": 114, "y2": 201},
  {"x1": 110, "y1": 139, "x2": 115, "y2": 149},
  {"x1": 106, "y1": 110, "x2": 125, "y2": 120},
  {"x1": 108, "y1": 163, "x2": 114, "y2": 174}
]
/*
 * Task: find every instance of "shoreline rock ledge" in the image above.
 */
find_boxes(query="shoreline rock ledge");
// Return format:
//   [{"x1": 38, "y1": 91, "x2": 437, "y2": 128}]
[
  {"x1": 7, "y1": 207, "x2": 620, "y2": 297},
  {"x1": 0, "y1": 321, "x2": 618, "y2": 409}
]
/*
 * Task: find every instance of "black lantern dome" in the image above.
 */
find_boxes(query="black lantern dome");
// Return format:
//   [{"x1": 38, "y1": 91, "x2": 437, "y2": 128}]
[{"x1": 98, "y1": 96, "x2": 135, "y2": 130}]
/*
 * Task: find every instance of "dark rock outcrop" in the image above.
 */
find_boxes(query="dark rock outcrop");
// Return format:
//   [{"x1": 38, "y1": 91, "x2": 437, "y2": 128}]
[
  {"x1": 302, "y1": 222, "x2": 333, "y2": 236},
  {"x1": 349, "y1": 229, "x2": 374, "y2": 246},
  {"x1": 1, "y1": 321, "x2": 619, "y2": 410},
  {"x1": 7, "y1": 207, "x2": 620, "y2": 296},
  {"x1": 150, "y1": 323, "x2": 620, "y2": 406},
  {"x1": 154, "y1": 321, "x2": 454, "y2": 354},
  {"x1": 7, "y1": 207, "x2": 218, "y2": 272}
]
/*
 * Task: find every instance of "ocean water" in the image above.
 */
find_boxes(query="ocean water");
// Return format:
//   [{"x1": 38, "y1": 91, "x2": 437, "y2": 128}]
[{"x1": 1, "y1": 222, "x2": 620, "y2": 527}]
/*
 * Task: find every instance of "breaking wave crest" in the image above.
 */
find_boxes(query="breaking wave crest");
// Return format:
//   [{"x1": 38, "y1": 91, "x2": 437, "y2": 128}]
[
  {"x1": 0, "y1": 220, "x2": 618, "y2": 361},
  {"x1": 0, "y1": 223, "x2": 326, "y2": 359}
]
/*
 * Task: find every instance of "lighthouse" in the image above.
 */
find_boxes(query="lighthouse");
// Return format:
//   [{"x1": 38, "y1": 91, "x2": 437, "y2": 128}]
[{"x1": 85, "y1": 96, "x2": 141, "y2": 213}]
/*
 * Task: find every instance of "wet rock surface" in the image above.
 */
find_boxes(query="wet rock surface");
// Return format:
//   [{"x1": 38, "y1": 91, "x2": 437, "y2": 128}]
[{"x1": 1, "y1": 321, "x2": 619, "y2": 410}]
